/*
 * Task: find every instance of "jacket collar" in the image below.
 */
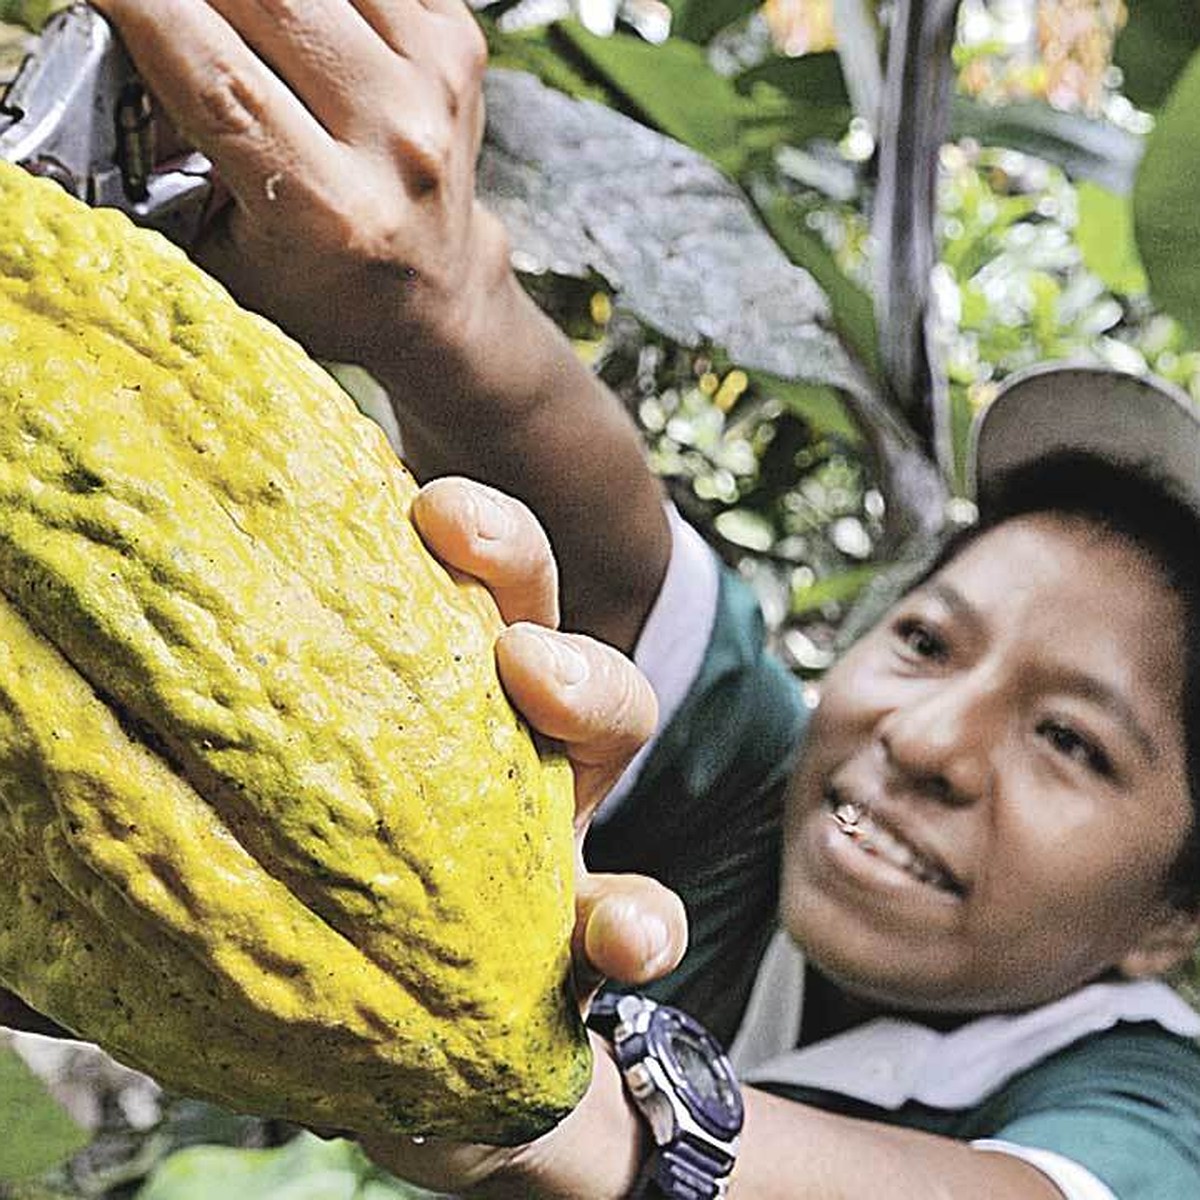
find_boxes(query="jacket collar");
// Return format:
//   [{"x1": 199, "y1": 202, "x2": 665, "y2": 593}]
[{"x1": 730, "y1": 929, "x2": 1200, "y2": 1110}]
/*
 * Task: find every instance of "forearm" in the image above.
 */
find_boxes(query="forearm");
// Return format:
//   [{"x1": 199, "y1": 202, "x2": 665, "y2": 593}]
[
  {"x1": 375, "y1": 252, "x2": 670, "y2": 653},
  {"x1": 731, "y1": 1087, "x2": 1063, "y2": 1199},
  {"x1": 491, "y1": 1069, "x2": 1064, "y2": 1200}
]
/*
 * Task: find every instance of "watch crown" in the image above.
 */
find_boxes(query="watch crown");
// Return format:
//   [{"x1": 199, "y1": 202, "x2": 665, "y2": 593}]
[{"x1": 626, "y1": 1062, "x2": 656, "y2": 1098}]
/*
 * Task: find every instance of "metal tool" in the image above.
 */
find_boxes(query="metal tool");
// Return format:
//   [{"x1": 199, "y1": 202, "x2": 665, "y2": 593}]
[{"x1": 0, "y1": 3, "x2": 213, "y2": 246}]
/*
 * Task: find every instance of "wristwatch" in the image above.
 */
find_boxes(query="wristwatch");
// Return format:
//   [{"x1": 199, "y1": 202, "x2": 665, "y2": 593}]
[{"x1": 587, "y1": 991, "x2": 743, "y2": 1199}]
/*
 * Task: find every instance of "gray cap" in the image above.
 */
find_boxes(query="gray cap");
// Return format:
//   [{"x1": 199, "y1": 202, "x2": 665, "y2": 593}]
[{"x1": 968, "y1": 361, "x2": 1200, "y2": 519}]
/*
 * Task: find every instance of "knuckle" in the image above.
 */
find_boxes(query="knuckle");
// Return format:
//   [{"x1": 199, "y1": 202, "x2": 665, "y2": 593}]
[
  {"x1": 385, "y1": 119, "x2": 455, "y2": 192},
  {"x1": 192, "y1": 61, "x2": 261, "y2": 140},
  {"x1": 436, "y1": 11, "x2": 489, "y2": 90},
  {"x1": 456, "y1": 20, "x2": 489, "y2": 86},
  {"x1": 248, "y1": 0, "x2": 304, "y2": 24},
  {"x1": 463, "y1": 18, "x2": 489, "y2": 75}
]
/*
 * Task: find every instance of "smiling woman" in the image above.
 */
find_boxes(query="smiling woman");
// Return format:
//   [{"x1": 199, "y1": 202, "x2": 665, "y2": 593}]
[
  {"x1": 580, "y1": 364, "x2": 1200, "y2": 1200},
  {"x1": 783, "y1": 495, "x2": 1198, "y2": 1013}
]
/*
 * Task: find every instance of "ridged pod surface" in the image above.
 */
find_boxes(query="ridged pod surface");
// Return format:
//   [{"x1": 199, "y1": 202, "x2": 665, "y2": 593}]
[{"x1": 0, "y1": 161, "x2": 589, "y2": 1143}]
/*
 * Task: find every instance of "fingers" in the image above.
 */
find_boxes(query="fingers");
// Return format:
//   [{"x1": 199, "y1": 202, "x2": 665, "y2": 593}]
[
  {"x1": 200, "y1": 0, "x2": 397, "y2": 135},
  {"x1": 412, "y1": 478, "x2": 560, "y2": 628},
  {"x1": 96, "y1": 0, "x2": 485, "y2": 202},
  {"x1": 413, "y1": 479, "x2": 657, "y2": 814},
  {"x1": 93, "y1": 0, "x2": 345, "y2": 219},
  {"x1": 574, "y1": 872, "x2": 688, "y2": 996},
  {"x1": 496, "y1": 625, "x2": 657, "y2": 821},
  {"x1": 352, "y1": 0, "x2": 487, "y2": 87}
]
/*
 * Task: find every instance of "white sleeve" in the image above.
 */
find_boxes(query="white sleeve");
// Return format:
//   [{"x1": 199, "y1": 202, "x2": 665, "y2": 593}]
[
  {"x1": 591, "y1": 505, "x2": 720, "y2": 825},
  {"x1": 972, "y1": 1139, "x2": 1118, "y2": 1200}
]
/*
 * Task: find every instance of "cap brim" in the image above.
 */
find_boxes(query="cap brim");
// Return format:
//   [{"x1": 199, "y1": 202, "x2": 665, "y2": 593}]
[{"x1": 968, "y1": 362, "x2": 1200, "y2": 518}]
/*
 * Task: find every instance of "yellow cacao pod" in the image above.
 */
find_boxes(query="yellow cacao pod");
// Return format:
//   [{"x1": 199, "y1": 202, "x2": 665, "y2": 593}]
[{"x1": 0, "y1": 161, "x2": 589, "y2": 1143}]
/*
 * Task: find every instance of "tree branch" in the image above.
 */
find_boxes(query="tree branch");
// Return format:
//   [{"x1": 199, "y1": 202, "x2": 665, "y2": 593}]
[{"x1": 872, "y1": 0, "x2": 960, "y2": 475}]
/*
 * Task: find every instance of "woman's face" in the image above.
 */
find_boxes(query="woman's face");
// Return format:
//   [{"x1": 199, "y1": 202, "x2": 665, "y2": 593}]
[{"x1": 781, "y1": 511, "x2": 1198, "y2": 1012}]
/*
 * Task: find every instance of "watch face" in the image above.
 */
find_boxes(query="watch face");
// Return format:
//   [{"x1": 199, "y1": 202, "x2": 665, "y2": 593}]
[{"x1": 654, "y1": 1010, "x2": 744, "y2": 1140}]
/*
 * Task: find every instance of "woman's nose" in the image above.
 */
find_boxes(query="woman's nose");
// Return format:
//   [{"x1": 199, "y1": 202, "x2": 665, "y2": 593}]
[{"x1": 877, "y1": 675, "x2": 995, "y2": 805}]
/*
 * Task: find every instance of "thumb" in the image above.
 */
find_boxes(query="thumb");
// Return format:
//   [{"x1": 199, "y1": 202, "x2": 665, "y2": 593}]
[{"x1": 572, "y1": 872, "x2": 688, "y2": 1001}]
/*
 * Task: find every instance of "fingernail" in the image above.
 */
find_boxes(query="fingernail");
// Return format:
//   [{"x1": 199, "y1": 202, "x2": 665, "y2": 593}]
[{"x1": 472, "y1": 489, "x2": 512, "y2": 541}]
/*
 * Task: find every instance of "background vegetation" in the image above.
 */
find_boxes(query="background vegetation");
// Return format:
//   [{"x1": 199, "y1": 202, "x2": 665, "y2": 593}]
[{"x1": 3, "y1": 1, "x2": 1200, "y2": 1195}]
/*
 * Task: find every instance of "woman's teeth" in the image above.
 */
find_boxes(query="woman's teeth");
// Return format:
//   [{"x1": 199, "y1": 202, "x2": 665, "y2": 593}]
[{"x1": 832, "y1": 801, "x2": 958, "y2": 893}]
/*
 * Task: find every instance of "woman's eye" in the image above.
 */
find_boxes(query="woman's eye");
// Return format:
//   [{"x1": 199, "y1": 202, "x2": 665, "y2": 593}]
[
  {"x1": 1038, "y1": 720, "x2": 1113, "y2": 777},
  {"x1": 894, "y1": 619, "x2": 946, "y2": 662}
]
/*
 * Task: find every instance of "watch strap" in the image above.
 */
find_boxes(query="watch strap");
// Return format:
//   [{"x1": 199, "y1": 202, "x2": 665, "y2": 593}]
[{"x1": 636, "y1": 1135, "x2": 736, "y2": 1199}]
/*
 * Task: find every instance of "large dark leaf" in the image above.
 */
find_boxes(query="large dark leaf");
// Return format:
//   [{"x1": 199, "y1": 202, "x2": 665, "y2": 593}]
[
  {"x1": 1133, "y1": 47, "x2": 1200, "y2": 341},
  {"x1": 552, "y1": 24, "x2": 838, "y2": 176},
  {"x1": 1114, "y1": 0, "x2": 1200, "y2": 112},
  {"x1": 950, "y1": 97, "x2": 1143, "y2": 194},
  {"x1": 483, "y1": 68, "x2": 846, "y2": 385},
  {"x1": 751, "y1": 187, "x2": 881, "y2": 380},
  {"x1": 480, "y1": 68, "x2": 946, "y2": 538},
  {"x1": 664, "y1": 0, "x2": 760, "y2": 45},
  {"x1": 734, "y1": 50, "x2": 849, "y2": 110}
]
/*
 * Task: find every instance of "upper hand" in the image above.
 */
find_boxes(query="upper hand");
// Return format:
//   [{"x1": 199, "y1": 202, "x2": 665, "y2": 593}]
[
  {"x1": 357, "y1": 476, "x2": 687, "y2": 1193},
  {"x1": 411, "y1": 476, "x2": 688, "y2": 995},
  {"x1": 92, "y1": 0, "x2": 506, "y2": 374}
]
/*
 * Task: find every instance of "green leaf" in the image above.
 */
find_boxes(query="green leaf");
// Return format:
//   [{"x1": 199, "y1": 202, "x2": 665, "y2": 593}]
[
  {"x1": 753, "y1": 190, "x2": 880, "y2": 381},
  {"x1": 0, "y1": 0, "x2": 66, "y2": 32},
  {"x1": 482, "y1": 22, "x2": 610, "y2": 103},
  {"x1": 1074, "y1": 182, "x2": 1148, "y2": 297},
  {"x1": 1134, "y1": 47, "x2": 1200, "y2": 341},
  {"x1": 734, "y1": 51, "x2": 850, "y2": 113},
  {"x1": 665, "y1": 0, "x2": 760, "y2": 45},
  {"x1": 0, "y1": 1046, "x2": 88, "y2": 1182},
  {"x1": 554, "y1": 25, "x2": 790, "y2": 175},
  {"x1": 950, "y1": 98, "x2": 1143, "y2": 194},
  {"x1": 791, "y1": 564, "x2": 879, "y2": 617},
  {"x1": 1114, "y1": 0, "x2": 1200, "y2": 112},
  {"x1": 732, "y1": 51, "x2": 852, "y2": 150},
  {"x1": 759, "y1": 377, "x2": 861, "y2": 442},
  {"x1": 135, "y1": 1134, "x2": 430, "y2": 1200}
]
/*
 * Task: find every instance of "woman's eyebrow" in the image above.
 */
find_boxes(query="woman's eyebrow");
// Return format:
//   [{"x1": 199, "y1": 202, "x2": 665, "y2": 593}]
[
  {"x1": 927, "y1": 580, "x2": 983, "y2": 631},
  {"x1": 926, "y1": 580, "x2": 1159, "y2": 762},
  {"x1": 1056, "y1": 669, "x2": 1159, "y2": 763}
]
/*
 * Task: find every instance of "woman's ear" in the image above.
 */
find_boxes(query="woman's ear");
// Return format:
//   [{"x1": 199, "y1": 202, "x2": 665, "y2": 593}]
[{"x1": 1118, "y1": 906, "x2": 1200, "y2": 978}]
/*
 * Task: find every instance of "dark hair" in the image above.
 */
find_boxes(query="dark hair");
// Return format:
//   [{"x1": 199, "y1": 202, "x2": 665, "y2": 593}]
[{"x1": 932, "y1": 451, "x2": 1200, "y2": 911}]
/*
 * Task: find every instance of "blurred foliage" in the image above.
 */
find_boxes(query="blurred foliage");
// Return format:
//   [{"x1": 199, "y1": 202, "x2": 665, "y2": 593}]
[
  {"x1": 487, "y1": 0, "x2": 1200, "y2": 655},
  {"x1": 0, "y1": 1049, "x2": 87, "y2": 1183},
  {"x1": 1113, "y1": 0, "x2": 1200, "y2": 113},
  {"x1": 134, "y1": 1133, "x2": 432, "y2": 1200},
  {"x1": 0, "y1": 0, "x2": 65, "y2": 32},
  {"x1": 1133, "y1": 51, "x2": 1200, "y2": 345}
]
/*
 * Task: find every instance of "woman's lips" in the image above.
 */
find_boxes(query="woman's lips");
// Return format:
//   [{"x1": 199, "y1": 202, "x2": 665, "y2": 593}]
[{"x1": 826, "y1": 790, "x2": 966, "y2": 897}]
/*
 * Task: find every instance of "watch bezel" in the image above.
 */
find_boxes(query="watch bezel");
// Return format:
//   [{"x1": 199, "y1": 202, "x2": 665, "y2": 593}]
[{"x1": 636, "y1": 1004, "x2": 744, "y2": 1142}]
